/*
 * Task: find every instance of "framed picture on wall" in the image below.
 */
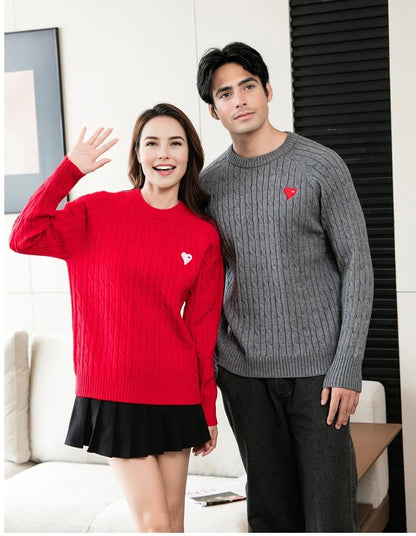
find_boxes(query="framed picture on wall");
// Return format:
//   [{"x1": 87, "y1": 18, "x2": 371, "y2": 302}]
[{"x1": 4, "y1": 28, "x2": 66, "y2": 213}]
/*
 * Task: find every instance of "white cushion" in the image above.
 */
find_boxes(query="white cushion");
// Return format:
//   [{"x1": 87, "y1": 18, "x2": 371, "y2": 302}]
[
  {"x1": 4, "y1": 331, "x2": 31, "y2": 463},
  {"x1": 4, "y1": 462, "x2": 123, "y2": 532},
  {"x1": 188, "y1": 389, "x2": 245, "y2": 478},
  {"x1": 29, "y1": 333, "x2": 106, "y2": 465},
  {"x1": 185, "y1": 474, "x2": 248, "y2": 533},
  {"x1": 4, "y1": 460, "x2": 36, "y2": 479},
  {"x1": 352, "y1": 380, "x2": 387, "y2": 424},
  {"x1": 352, "y1": 380, "x2": 389, "y2": 508},
  {"x1": 4, "y1": 461, "x2": 248, "y2": 533}
]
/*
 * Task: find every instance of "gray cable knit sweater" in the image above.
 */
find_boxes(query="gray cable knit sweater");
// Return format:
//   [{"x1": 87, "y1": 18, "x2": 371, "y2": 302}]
[{"x1": 200, "y1": 132, "x2": 374, "y2": 391}]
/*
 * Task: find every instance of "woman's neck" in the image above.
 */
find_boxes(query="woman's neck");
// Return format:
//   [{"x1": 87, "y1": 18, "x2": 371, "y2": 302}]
[{"x1": 140, "y1": 184, "x2": 180, "y2": 209}]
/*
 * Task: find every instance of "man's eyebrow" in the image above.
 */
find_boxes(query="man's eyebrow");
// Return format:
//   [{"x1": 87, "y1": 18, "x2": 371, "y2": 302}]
[{"x1": 214, "y1": 77, "x2": 259, "y2": 98}]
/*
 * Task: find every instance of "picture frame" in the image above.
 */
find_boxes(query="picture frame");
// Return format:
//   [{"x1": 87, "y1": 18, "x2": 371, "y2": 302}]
[{"x1": 4, "y1": 28, "x2": 66, "y2": 213}]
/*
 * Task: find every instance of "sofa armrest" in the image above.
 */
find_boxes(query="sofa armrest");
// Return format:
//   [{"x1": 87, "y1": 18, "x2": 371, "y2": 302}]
[
  {"x1": 4, "y1": 331, "x2": 31, "y2": 464},
  {"x1": 4, "y1": 460, "x2": 36, "y2": 479},
  {"x1": 353, "y1": 380, "x2": 389, "y2": 509}
]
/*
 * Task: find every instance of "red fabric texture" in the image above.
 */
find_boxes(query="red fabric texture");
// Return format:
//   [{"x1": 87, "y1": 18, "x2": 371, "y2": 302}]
[{"x1": 10, "y1": 157, "x2": 224, "y2": 425}]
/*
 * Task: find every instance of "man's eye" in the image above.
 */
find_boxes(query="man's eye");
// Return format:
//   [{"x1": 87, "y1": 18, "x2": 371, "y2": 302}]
[
  {"x1": 220, "y1": 92, "x2": 231, "y2": 99},
  {"x1": 245, "y1": 84, "x2": 255, "y2": 90}
]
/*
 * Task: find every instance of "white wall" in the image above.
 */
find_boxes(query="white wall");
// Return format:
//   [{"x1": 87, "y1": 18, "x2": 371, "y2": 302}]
[
  {"x1": 3, "y1": 0, "x2": 293, "y2": 334},
  {"x1": 389, "y1": 0, "x2": 416, "y2": 531}
]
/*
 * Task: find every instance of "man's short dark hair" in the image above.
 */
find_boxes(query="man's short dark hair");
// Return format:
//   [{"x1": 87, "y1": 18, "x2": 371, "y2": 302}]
[{"x1": 197, "y1": 42, "x2": 270, "y2": 106}]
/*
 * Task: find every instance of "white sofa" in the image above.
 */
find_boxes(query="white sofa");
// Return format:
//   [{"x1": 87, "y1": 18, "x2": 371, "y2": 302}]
[{"x1": 4, "y1": 331, "x2": 390, "y2": 532}]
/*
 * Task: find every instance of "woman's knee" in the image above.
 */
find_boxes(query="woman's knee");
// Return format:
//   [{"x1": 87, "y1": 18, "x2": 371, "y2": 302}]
[{"x1": 137, "y1": 511, "x2": 172, "y2": 532}]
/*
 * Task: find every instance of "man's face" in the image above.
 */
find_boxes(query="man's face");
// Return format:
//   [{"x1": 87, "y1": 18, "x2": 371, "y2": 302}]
[{"x1": 209, "y1": 62, "x2": 272, "y2": 137}]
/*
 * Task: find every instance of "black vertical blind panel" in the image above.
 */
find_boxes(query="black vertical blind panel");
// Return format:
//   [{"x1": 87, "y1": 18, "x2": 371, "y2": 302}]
[{"x1": 289, "y1": 0, "x2": 405, "y2": 531}]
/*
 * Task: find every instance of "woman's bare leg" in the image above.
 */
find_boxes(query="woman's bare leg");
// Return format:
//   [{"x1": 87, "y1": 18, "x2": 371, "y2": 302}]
[
  {"x1": 108, "y1": 455, "x2": 172, "y2": 532},
  {"x1": 157, "y1": 449, "x2": 191, "y2": 532}
]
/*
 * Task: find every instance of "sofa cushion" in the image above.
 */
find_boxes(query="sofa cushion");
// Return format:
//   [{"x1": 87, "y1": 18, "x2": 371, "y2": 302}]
[
  {"x1": 29, "y1": 331, "x2": 244, "y2": 476},
  {"x1": 4, "y1": 461, "x2": 248, "y2": 533},
  {"x1": 4, "y1": 330, "x2": 31, "y2": 463},
  {"x1": 351, "y1": 380, "x2": 387, "y2": 424},
  {"x1": 4, "y1": 462, "x2": 123, "y2": 532},
  {"x1": 29, "y1": 333, "x2": 106, "y2": 465},
  {"x1": 188, "y1": 389, "x2": 245, "y2": 478}
]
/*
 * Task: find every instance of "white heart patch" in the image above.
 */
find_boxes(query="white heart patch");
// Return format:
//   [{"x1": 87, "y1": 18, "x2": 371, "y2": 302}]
[{"x1": 181, "y1": 252, "x2": 193, "y2": 265}]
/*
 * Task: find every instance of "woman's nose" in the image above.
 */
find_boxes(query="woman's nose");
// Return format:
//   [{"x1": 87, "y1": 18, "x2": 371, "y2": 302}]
[{"x1": 157, "y1": 145, "x2": 170, "y2": 159}]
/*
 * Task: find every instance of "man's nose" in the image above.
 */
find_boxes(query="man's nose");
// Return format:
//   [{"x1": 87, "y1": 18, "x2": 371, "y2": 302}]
[{"x1": 235, "y1": 91, "x2": 247, "y2": 108}]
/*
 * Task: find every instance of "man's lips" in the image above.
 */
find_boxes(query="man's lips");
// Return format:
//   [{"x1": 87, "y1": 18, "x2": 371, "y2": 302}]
[{"x1": 234, "y1": 111, "x2": 255, "y2": 120}]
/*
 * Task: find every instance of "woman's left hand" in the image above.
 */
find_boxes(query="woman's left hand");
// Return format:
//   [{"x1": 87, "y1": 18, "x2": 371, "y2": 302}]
[{"x1": 192, "y1": 425, "x2": 218, "y2": 457}]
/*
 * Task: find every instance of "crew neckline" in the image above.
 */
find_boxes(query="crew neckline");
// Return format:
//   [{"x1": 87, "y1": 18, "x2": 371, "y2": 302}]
[
  {"x1": 133, "y1": 188, "x2": 186, "y2": 220},
  {"x1": 226, "y1": 131, "x2": 298, "y2": 168}
]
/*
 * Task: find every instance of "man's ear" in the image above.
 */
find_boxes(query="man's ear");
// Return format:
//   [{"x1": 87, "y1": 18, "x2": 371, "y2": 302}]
[
  {"x1": 266, "y1": 82, "x2": 273, "y2": 103},
  {"x1": 209, "y1": 104, "x2": 220, "y2": 120}
]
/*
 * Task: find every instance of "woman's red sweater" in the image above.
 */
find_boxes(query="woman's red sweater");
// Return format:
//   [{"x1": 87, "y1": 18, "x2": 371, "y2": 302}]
[{"x1": 10, "y1": 157, "x2": 224, "y2": 425}]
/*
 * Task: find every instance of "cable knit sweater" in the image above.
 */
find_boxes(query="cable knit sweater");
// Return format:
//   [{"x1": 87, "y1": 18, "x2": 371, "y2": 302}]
[
  {"x1": 200, "y1": 132, "x2": 374, "y2": 392},
  {"x1": 10, "y1": 157, "x2": 224, "y2": 425}
]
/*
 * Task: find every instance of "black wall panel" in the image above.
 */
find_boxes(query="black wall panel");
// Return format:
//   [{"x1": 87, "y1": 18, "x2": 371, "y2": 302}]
[{"x1": 289, "y1": 0, "x2": 405, "y2": 530}]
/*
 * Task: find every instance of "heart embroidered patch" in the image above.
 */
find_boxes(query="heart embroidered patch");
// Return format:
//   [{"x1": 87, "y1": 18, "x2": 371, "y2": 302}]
[
  {"x1": 181, "y1": 252, "x2": 193, "y2": 265},
  {"x1": 284, "y1": 187, "x2": 297, "y2": 200}
]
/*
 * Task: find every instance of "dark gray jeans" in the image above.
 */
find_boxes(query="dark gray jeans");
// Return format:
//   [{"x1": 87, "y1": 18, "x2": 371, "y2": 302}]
[{"x1": 217, "y1": 366, "x2": 358, "y2": 533}]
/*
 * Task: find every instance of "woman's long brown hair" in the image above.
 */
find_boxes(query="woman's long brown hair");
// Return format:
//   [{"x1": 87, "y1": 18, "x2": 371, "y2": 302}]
[{"x1": 128, "y1": 103, "x2": 210, "y2": 220}]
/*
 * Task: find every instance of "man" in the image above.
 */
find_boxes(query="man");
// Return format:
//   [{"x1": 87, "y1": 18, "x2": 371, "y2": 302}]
[{"x1": 197, "y1": 42, "x2": 374, "y2": 532}]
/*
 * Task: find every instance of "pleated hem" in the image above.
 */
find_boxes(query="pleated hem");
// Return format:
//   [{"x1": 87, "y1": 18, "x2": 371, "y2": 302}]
[{"x1": 65, "y1": 396, "x2": 210, "y2": 458}]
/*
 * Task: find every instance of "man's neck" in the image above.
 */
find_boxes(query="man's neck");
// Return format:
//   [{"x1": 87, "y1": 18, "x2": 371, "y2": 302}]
[{"x1": 231, "y1": 123, "x2": 287, "y2": 158}]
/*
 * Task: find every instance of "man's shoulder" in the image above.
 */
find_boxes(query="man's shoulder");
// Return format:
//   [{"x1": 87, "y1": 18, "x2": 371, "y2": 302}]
[
  {"x1": 200, "y1": 148, "x2": 230, "y2": 186},
  {"x1": 291, "y1": 133, "x2": 346, "y2": 171}
]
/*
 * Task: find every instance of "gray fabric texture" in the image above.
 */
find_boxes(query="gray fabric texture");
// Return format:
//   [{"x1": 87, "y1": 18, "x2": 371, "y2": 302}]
[{"x1": 201, "y1": 132, "x2": 374, "y2": 391}]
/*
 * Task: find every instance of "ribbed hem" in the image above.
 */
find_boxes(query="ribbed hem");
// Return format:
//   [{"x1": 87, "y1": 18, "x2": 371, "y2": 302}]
[
  {"x1": 133, "y1": 188, "x2": 187, "y2": 220},
  {"x1": 76, "y1": 373, "x2": 201, "y2": 406},
  {"x1": 216, "y1": 346, "x2": 336, "y2": 381},
  {"x1": 226, "y1": 131, "x2": 298, "y2": 168},
  {"x1": 216, "y1": 346, "x2": 362, "y2": 392}
]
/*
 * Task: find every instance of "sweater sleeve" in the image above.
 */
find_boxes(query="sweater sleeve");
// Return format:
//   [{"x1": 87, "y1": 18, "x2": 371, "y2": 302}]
[
  {"x1": 9, "y1": 157, "x2": 87, "y2": 260},
  {"x1": 315, "y1": 153, "x2": 374, "y2": 392},
  {"x1": 183, "y1": 229, "x2": 224, "y2": 426}
]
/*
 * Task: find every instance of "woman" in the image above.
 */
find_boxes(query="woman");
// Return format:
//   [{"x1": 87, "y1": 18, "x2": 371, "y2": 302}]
[{"x1": 9, "y1": 103, "x2": 224, "y2": 532}]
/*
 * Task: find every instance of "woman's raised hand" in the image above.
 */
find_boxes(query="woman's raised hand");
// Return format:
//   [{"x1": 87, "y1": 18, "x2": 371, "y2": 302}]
[{"x1": 67, "y1": 127, "x2": 119, "y2": 174}]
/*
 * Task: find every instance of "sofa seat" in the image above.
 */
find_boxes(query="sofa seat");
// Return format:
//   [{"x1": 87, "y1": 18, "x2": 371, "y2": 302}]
[{"x1": 5, "y1": 460, "x2": 248, "y2": 533}]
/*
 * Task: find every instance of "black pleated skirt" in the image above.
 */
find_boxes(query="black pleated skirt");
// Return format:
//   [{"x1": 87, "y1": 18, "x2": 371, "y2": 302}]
[{"x1": 65, "y1": 396, "x2": 211, "y2": 458}]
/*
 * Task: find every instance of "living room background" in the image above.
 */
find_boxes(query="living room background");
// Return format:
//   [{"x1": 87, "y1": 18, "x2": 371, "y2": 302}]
[{"x1": 3, "y1": 0, "x2": 415, "y2": 530}]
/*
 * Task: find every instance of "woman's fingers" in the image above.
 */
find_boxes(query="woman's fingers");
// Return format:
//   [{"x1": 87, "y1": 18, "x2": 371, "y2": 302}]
[
  {"x1": 77, "y1": 126, "x2": 87, "y2": 143},
  {"x1": 96, "y1": 136, "x2": 119, "y2": 157},
  {"x1": 85, "y1": 127, "x2": 105, "y2": 145}
]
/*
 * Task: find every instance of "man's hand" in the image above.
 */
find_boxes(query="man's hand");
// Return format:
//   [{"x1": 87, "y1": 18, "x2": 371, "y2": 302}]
[
  {"x1": 321, "y1": 387, "x2": 360, "y2": 430},
  {"x1": 192, "y1": 425, "x2": 218, "y2": 457},
  {"x1": 68, "y1": 127, "x2": 118, "y2": 174}
]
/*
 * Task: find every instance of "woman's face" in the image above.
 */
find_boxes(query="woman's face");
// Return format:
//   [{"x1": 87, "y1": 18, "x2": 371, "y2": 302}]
[{"x1": 137, "y1": 116, "x2": 189, "y2": 194}]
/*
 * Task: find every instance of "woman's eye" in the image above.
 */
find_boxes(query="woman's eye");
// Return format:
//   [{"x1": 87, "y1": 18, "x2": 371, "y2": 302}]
[
  {"x1": 172, "y1": 141, "x2": 182, "y2": 146},
  {"x1": 146, "y1": 142, "x2": 156, "y2": 146}
]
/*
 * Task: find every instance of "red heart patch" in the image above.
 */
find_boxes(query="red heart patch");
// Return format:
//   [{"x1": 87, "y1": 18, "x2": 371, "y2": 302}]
[{"x1": 284, "y1": 187, "x2": 297, "y2": 200}]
